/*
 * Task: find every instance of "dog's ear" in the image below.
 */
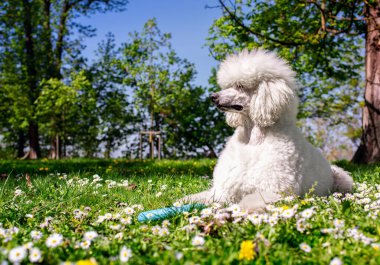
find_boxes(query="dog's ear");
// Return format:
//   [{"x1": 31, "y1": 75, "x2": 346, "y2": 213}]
[
  {"x1": 226, "y1": 112, "x2": 244, "y2": 128},
  {"x1": 249, "y1": 79, "x2": 295, "y2": 127}
]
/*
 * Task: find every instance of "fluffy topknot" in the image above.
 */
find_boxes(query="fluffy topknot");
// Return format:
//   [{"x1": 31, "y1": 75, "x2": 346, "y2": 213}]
[{"x1": 217, "y1": 49, "x2": 297, "y2": 90}]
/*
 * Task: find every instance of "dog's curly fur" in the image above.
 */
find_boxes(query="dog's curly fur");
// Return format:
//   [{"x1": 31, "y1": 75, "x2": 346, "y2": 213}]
[{"x1": 181, "y1": 49, "x2": 353, "y2": 211}]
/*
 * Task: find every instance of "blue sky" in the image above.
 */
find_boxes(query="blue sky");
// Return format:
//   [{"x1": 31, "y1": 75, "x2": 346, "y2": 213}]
[{"x1": 77, "y1": 0, "x2": 222, "y2": 87}]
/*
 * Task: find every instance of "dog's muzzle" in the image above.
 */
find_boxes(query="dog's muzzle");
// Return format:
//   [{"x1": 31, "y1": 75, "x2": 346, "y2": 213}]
[{"x1": 210, "y1": 93, "x2": 243, "y2": 112}]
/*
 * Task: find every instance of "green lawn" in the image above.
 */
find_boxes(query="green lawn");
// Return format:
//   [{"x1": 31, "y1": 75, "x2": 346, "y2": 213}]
[{"x1": 0, "y1": 159, "x2": 379, "y2": 264}]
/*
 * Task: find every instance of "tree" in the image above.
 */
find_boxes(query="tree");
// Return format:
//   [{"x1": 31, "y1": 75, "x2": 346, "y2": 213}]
[
  {"x1": 0, "y1": 0, "x2": 128, "y2": 159},
  {"x1": 207, "y1": 0, "x2": 380, "y2": 162},
  {"x1": 88, "y1": 33, "x2": 136, "y2": 158},
  {"x1": 121, "y1": 19, "x2": 231, "y2": 158},
  {"x1": 122, "y1": 19, "x2": 194, "y2": 157},
  {"x1": 35, "y1": 71, "x2": 96, "y2": 158}
]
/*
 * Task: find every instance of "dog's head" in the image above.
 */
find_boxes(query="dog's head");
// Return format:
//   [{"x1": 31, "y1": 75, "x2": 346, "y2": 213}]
[{"x1": 213, "y1": 49, "x2": 298, "y2": 128}]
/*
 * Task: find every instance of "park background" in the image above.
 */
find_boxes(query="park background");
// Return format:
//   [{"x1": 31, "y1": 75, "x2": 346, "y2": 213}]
[
  {"x1": 2, "y1": 0, "x2": 376, "y2": 163},
  {"x1": 1, "y1": 1, "x2": 380, "y2": 264}
]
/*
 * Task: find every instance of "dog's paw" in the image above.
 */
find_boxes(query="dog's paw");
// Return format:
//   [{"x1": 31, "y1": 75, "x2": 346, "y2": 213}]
[
  {"x1": 239, "y1": 191, "x2": 280, "y2": 213},
  {"x1": 239, "y1": 194, "x2": 267, "y2": 213}
]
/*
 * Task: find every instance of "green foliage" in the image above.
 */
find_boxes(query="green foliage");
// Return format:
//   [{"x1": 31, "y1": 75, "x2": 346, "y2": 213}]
[
  {"x1": 207, "y1": 0, "x2": 365, "y2": 125},
  {"x1": 121, "y1": 19, "x2": 230, "y2": 157},
  {"x1": 88, "y1": 33, "x2": 137, "y2": 158},
  {"x1": 0, "y1": 0, "x2": 128, "y2": 158}
]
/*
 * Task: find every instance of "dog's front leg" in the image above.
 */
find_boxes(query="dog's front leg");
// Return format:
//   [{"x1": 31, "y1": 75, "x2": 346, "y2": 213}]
[
  {"x1": 179, "y1": 188, "x2": 227, "y2": 205},
  {"x1": 239, "y1": 191, "x2": 280, "y2": 212}
]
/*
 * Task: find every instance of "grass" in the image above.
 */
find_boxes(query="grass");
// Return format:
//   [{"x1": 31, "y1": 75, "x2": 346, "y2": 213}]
[{"x1": 0, "y1": 159, "x2": 379, "y2": 264}]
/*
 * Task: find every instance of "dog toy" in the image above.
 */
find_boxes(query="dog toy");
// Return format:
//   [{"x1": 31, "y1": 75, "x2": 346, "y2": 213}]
[{"x1": 137, "y1": 203, "x2": 205, "y2": 222}]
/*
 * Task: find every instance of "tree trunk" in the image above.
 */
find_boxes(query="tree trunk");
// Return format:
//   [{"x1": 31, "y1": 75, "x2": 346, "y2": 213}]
[
  {"x1": 28, "y1": 122, "x2": 41, "y2": 159},
  {"x1": 352, "y1": 2, "x2": 380, "y2": 163},
  {"x1": 17, "y1": 130, "x2": 26, "y2": 158},
  {"x1": 22, "y1": 0, "x2": 41, "y2": 159}
]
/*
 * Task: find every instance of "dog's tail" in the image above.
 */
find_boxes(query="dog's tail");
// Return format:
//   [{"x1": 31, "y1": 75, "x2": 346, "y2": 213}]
[{"x1": 331, "y1": 165, "x2": 353, "y2": 194}]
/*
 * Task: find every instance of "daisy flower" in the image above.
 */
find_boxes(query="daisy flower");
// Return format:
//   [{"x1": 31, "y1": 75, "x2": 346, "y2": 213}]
[
  {"x1": 200, "y1": 208, "x2": 213, "y2": 218},
  {"x1": 14, "y1": 189, "x2": 23, "y2": 197},
  {"x1": 333, "y1": 219, "x2": 345, "y2": 228},
  {"x1": 80, "y1": 240, "x2": 91, "y2": 250},
  {"x1": 296, "y1": 219, "x2": 306, "y2": 233},
  {"x1": 120, "y1": 217, "x2": 132, "y2": 225},
  {"x1": 301, "y1": 208, "x2": 314, "y2": 219},
  {"x1": 124, "y1": 207, "x2": 135, "y2": 215},
  {"x1": 114, "y1": 232, "x2": 123, "y2": 240},
  {"x1": 299, "y1": 243, "x2": 311, "y2": 253},
  {"x1": 30, "y1": 230, "x2": 43, "y2": 241},
  {"x1": 8, "y1": 246, "x2": 27, "y2": 263},
  {"x1": 29, "y1": 247, "x2": 42, "y2": 263},
  {"x1": 158, "y1": 227, "x2": 170, "y2": 236},
  {"x1": 162, "y1": 220, "x2": 170, "y2": 227},
  {"x1": 191, "y1": 235, "x2": 205, "y2": 246},
  {"x1": 119, "y1": 246, "x2": 132, "y2": 262},
  {"x1": 175, "y1": 251, "x2": 183, "y2": 260},
  {"x1": 282, "y1": 208, "x2": 295, "y2": 219},
  {"x1": 84, "y1": 231, "x2": 98, "y2": 241},
  {"x1": 330, "y1": 257, "x2": 343, "y2": 265},
  {"x1": 151, "y1": 226, "x2": 161, "y2": 235},
  {"x1": 173, "y1": 201, "x2": 182, "y2": 207},
  {"x1": 45, "y1": 233, "x2": 63, "y2": 248}
]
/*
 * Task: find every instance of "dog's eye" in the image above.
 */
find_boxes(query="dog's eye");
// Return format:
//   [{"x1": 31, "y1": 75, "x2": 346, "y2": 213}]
[{"x1": 236, "y1": 84, "x2": 245, "y2": 90}]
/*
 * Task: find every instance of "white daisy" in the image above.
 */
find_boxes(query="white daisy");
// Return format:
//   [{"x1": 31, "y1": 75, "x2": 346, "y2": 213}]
[
  {"x1": 8, "y1": 246, "x2": 27, "y2": 263},
  {"x1": 29, "y1": 247, "x2": 42, "y2": 263},
  {"x1": 80, "y1": 240, "x2": 91, "y2": 250},
  {"x1": 330, "y1": 257, "x2": 343, "y2": 265},
  {"x1": 84, "y1": 231, "x2": 98, "y2": 241},
  {"x1": 299, "y1": 243, "x2": 311, "y2": 253},
  {"x1": 120, "y1": 217, "x2": 132, "y2": 225},
  {"x1": 151, "y1": 225, "x2": 161, "y2": 235},
  {"x1": 301, "y1": 208, "x2": 314, "y2": 219},
  {"x1": 173, "y1": 201, "x2": 182, "y2": 207},
  {"x1": 333, "y1": 219, "x2": 345, "y2": 228},
  {"x1": 158, "y1": 227, "x2": 170, "y2": 236},
  {"x1": 296, "y1": 219, "x2": 306, "y2": 233},
  {"x1": 124, "y1": 207, "x2": 135, "y2": 215},
  {"x1": 188, "y1": 216, "x2": 201, "y2": 224},
  {"x1": 14, "y1": 189, "x2": 23, "y2": 197},
  {"x1": 175, "y1": 251, "x2": 184, "y2": 260},
  {"x1": 115, "y1": 232, "x2": 123, "y2": 240},
  {"x1": 282, "y1": 208, "x2": 295, "y2": 219},
  {"x1": 110, "y1": 224, "x2": 122, "y2": 230},
  {"x1": 119, "y1": 246, "x2": 132, "y2": 262},
  {"x1": 30, "y1": 230, "x2": 43, "y2": 241},
  {"x1": 162, "y1": 220, "x2": 170, "y2": 227},
  {"x1": 191, "y1": 235, "x2": 205, "y2": 246},
  {"x1": 200, "y1": 208, "x2": 213, "y2": 217},
  {"x1": 45, "y1": 233, "x2": 63, "y2": 248},
  {"x1": 104, "y1": 213, "x2": 113, "y2": 220}
]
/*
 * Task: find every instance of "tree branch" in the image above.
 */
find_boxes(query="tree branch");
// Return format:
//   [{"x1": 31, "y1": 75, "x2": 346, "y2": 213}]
[{"x1": 217, "y1": 0, "x2": 303, "y2": 46}]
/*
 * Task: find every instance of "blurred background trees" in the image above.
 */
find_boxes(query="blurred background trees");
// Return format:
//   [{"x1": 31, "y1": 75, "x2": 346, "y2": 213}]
[{"x1": 0, "y1": 0, "x2": 378, "y2": 162}]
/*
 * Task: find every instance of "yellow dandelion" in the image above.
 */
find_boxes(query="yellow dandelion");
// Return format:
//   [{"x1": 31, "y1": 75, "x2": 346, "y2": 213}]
[
  {"x1": 238, "y1": 240, "x2": 255, "y2": 261},
  {"x1": 76, "y1": 258, "x2": 97, "y2": 265},
  {"x1": 281, "y1": 205, "x2": 290, "y2": 210}
]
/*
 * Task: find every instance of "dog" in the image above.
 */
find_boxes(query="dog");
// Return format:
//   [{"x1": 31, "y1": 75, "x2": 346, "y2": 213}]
[{"x1": 181, "y1": 49, "x2": 353, "y2": 212}]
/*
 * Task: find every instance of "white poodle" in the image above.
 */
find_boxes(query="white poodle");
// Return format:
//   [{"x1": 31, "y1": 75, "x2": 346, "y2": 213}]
[{"x1": 182, "y1": 49, "x2": 353, "y2": 211}]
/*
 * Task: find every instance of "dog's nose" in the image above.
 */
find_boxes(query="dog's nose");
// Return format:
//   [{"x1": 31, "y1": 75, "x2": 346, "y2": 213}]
[{"x1": 210, "y1": 93, "x2": 219, "y2": 103}]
